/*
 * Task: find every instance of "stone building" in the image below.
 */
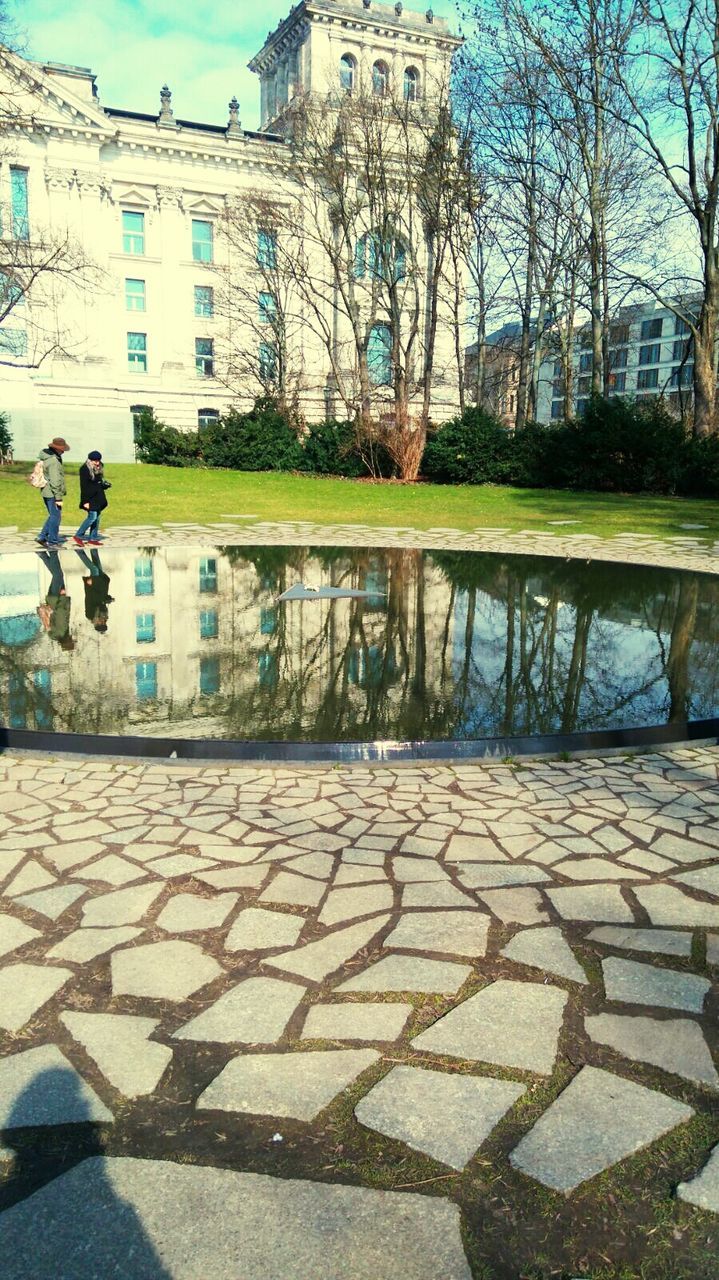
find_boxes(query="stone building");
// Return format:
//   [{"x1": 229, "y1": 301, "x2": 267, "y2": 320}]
[{"x1": 0, "y1": 0, "x2": 462, "y2": 462}]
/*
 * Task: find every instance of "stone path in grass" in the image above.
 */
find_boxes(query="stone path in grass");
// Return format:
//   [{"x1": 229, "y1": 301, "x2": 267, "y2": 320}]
[{"x1": 1, "y1": 746, "x2": 719, "y2": 1276}]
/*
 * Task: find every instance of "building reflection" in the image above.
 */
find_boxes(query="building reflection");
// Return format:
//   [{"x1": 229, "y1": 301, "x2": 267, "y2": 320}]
[{"x1": 0, "y1": 546, "x2": 718, "y2": 742}]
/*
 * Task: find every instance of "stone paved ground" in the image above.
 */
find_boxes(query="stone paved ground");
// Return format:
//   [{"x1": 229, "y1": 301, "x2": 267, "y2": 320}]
[{"x1": 1, "y1": 744, "x2": 719, "y2": 1278}]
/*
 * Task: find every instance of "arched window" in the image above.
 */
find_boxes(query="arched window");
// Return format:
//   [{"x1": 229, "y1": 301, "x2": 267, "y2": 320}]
[
  {"x1": 372, "y1": 60, "x2": 390, "y2": 97},
  {"x1": 340, "y1": 54, "x2": 356, "y2": 93},
  {"x1": 404, "y1": 66, "x2": 420, "y2": 102},
  {"x1": 367, "y1": 323, "x2": 392, "y2": 386}
]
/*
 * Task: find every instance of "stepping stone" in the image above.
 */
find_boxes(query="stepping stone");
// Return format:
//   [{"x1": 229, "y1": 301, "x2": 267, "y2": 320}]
[
  {"x1": 75, "y1": 855, "x2": 144, "y2": 886},
  {"x1": 0, "y1": 914, "x2": 41, "y2": 959},
  {"x1": 111, "y1": 941, "x2": 222, "y2": 1001},
  {"x1": 197, "y1": 1049, "x2": 380, "y2": 1121},
  {"x1": 260, "y1": 872, "x2": 325, "y2": 908},
  {"x1": 156, "y1": 892, "x2": 238, "y2": 933},
  {"x1": 16, "y1": 885, "x2": 86, "y2": 920},
  {"x1": 337, "y1": 956, "x2": 471, "y2": 995},
  {"x1": 60, "y1": 1013, "x2": 172, "y2": 1097},
  {"x1": 302, "y1": 1003, "x2": 412, "y2": 1042},
  {"x1": 355, "y1": 1065, "x2": 525, "y2": 1170},
  {"x1": 509, "y1": 1065, "x2": 693, "y2": 1193},
  {"x1": 602, "y1": 957, "x2": 709, "y2": 1013},
  {"x1": 457, "y1": 865, "x2": 550, "y2": 889},
  {"x1": 0, "y1": 1156, "x2": 471, "y2": 1280},
  {"x1": 390, "y1": 858, "x2": 447, "y2": 883},
  {"x1": 413, "y1": 980, "x2": 567, "y2": 1075},
  {"x1": 0, "y1": 963, "x2": 72, "y2": 1032},
  {"x1": 585, "y1": 1014, "x2": 719, "y2": 1088},
  {"x1": 708, "y1": 934, "x2": 719, "y2": 966},
  {"x1": 0, "y1": 1046, "x2": 113, "y2": 1128},
  {"x1": 173, "y1": 977, "x2": 305, "y2": 1044},
  {"x1": 43, "y1": 841, "x2": 107, "y2": 872},
  {"x1": 587, "y1": 927, "x2": 692, "y2": 957},
  {"x1": 225, "y1": 907, "x2": 304, "y2": 952},
  {"x1": 476, "y1": 888, "x2": 548, "y2": 925},
  {"x1": 318, "y1": 885, "x2": 394, "y2": 926},
  {"x1": 553, "y1": 858, "x2": 647, "y2": 882},
  {"x1": 282, "y1": 853, "x2": 335, "y2": 880},
  {"x1": 343, "y1": 850, "x2": 385, "y2": 866},
  {"x1": 334, "y1": 865, "x2": 386, "y2": 886},
  {"x1": 501, "y1": 927, "x2": 587, "y2": 984},
  {"x1": 48, "y1": 926, "x2": 142, "y2": 963},
  {"x1": 5, "y1": 860, "x2": 56, "y2": 896},
  {"x1": 384, "y1": 911, "x2": 489, "y2": 958},
  {"x1": 650, "y1": 834, "x2": 719, "y2": 864},
  {"x1": 546, "y1": 885, "x2": 634, "y2": 923},
  {"x1": 402, "y1": 883, "x2": 475, "y2": 909},
  {"x1": 196, "y1": 867, "x2": 267, "y2": 890},
  {"x1": 634, "y1": 885, "x2": 719, "y2": 927},
  {"x1": 145, "y1": 853, "x2": 213, "y2": 879},
  {"x1": 81, "y1": 883, "x2": 163, "y2": 927},
  {"x1": 265, "y1": 916, "x2": 390, "y2": 983},
  {"x1": 673, "y1": 866, "x2": 719, "y2": 897},
  {"x1": 445, "y1": 834, "x2": 504, "y2": 862},
  {"x1": 678, "y1": 1145, "x2": 719, "y2": 1212}
]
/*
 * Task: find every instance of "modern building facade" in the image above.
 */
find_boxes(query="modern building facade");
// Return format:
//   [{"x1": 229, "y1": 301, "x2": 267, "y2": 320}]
[{"x1": 0, "y1": 0, "x2": 462, "y2": 462}]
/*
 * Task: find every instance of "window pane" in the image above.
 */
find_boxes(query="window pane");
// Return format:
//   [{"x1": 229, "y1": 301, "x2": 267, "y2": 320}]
[
  {"x1": 404, "y1": 67, "x2": 419, "y2": 102},
  {"x1": 134, "y1": 557, "x2": 154, "y2": 596},
  {"x1": 640, "y1": 317, "x2": 663, "y2": 340},
  {"x1": 125, "y1": 279, "x2": 146, "y2": 311},
  {"x1": 258, "y1": 650, "x2": 278, "y2": 689},
  {"x1": 33, "y1": 668, "x2": 53, "y2": 730},
  {"x1": 8, "y1": 671, "x2": 26, "y2": 729},
  {"x1": 340, "y1": 55, "x2": 355, "y2": 92},
  {"x1": 192, "y1": 220, "x2": 213, "y2": 263},
  {"x1": 637, "y1": 368, "x2": 659, "y2": 389},
  {"x1": 257, "y1": 229, "x2": 277, "y2": 270},
  {"x1": 135, "y1": 660, "x2": 157, "y2": 700},
  {"x1": 367, "y1": 323, "x2": 392, "y2": 386},
  {"x1": 194, "y1": 285, "x2": 214, "y2": 316},
  {"x1": 195, "y1": 337, "x2": 214, "y2": 376},
  {"x1": 199, "y1": 655, "x2": 220, "y2": 696},
  {"x1": 372, "y1": 61, "x2": 389, "y2": 96},
  {"x1": 200, "y1": 608, "x2": 218, "y2": 639},
  {"x1": 10, "y1": 168, "x2": 29, "y2": 241},
  {"x1": 199, "y1": 556, "x2": 217, "y2": 593},
  {"x1": 122, "y1": 210, "x2": 145, "y2": 255},
  {"x1": 0, "y1": 328, "x2": 27, "y2": 356},
  {"x1": 551, "y1": 400, "x2": 563, "y2": 420},
  {"x1": 198, "y1": 408, "x2": 219, "y2": 428},
  {"x1": 259, "y1": 291, "x2": 277, "y2": 324},
  {"x1": 638, "y1": 343, "x2": 661, "y2": 365},
  {"x1": 136, "y1": 612, "x2": 156, "y2": 643},
  {"x1": 578, "y1": 352, "x2": 592, "y2": 372},
  {"x1": 259, "y1": 341, "x2": 278, "y2": 381},
  {"x1": 128, "y1": 331, "x2": 147, "y2": 371},
  {"x1": 260, "y1": 606, "x2": 277, "y2": 635}
]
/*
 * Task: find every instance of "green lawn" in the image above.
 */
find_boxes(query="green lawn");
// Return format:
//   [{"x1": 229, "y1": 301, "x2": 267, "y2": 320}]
[{"x1": 2, "y1": 461, "x2": 718, "y2": 540}]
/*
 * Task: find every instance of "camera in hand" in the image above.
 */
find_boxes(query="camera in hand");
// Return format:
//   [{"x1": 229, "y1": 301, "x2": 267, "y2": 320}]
[{"x1": 100, "y1": 480, "x2": 112, "y2": 490}]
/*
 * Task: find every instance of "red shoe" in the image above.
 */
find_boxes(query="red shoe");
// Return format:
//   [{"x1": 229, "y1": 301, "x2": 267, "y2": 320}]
[
  {"x1": 72, "y1": 536, "x2": 85, "y2": 546},
  {"x1": 85, "y1": 539, "x2": 102, "y2": 546}
]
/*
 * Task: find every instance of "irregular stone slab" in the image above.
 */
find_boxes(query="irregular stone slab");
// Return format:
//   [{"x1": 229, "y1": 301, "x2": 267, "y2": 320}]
[
  {"x1": 196, "y1": 867, "x2": 267, "y2": 890},
  {"x1": 678, "y1": 1145, "x2": 719, "y2": 1212},
  {"x1": 673, "y1": 866, "x2": 719, "y2": 898},
  {"x1": 458, "y1": 865, "x2": 549, "y2": 889},
  {"x1": 509, "y1": 1065, "x2": 694, "y2": 1193},
  {"x1": 553, "y1": 858, "x2": 647, "y2": 882},
  {"x1": 198, "y1": 1049, "x2": 380, "y2": 1121},
  {"x1": 546, "y1": 885, "x2": 634, "y2": 923},
  {"x1": 0, "y1": 962, "x2": 72, "y2": 1032},
  {"x1": 402, "y1": 883, "x2": 475, "y2": 909},
  {"x1": 173, "y1": 977, "x2": 305, "y2": 1044},
  {"x1": 60, "y1": 1012, "x2": 172, "y2": 1097},
  {"x1": 81, "y1": 883, "x2": 163, "y2": 927},
  {"x1": 651, "y1": 834, "x2": 719, "y2": 864},
  {"x1": 75, "y1": 855, "x2": 145, "y2": 886},
  {"x1": 708, "y1": 933, "x2": 719, "y2": 966},
  {"x1": 43, "y1": 841, "x2": 108, "y2": 872},
  {"x1": 318, "y1": 885, "x2": 394, "y2": 926},
  {"x1": 282, "y1": 852, "x2": 336, "y2": 880},
  {"x1": 338, "y1": 956, "x2": 471, "y2": 995},
  {"x1": 156, "y1": 892, "x2": 238, "y2": 933},
  {"x1": 0, "y1": 1156, "x2": 471, "y2": 1280},
  {"x1": 48, "y1": 926, "x2": 142, "y2": 963},
  {"x1": 355, "y1": 1065, "x2": 525, "y2": 1170},
  {"x1": 476, "y1": 888, "x2": 549, "y2": 925},
  {"x1": 0, "y1": 1046, "x2": 113, "y2": 1128},
  {"x1": 0, "y1": 913, "x2": 41, "y2": 959},
  {"x1": 390, "y1": 858, "x2": 447, "y2": 883},
  {"x1": 225, "y1": 907, "x2": 304, "y2": 952},
  {"x1": 144, "y1": 853, "x2": 213, "y2": 879},
  {"x1": 634, "y1": 885, "x2": 719, "y2": 927},
  {"x1": 5, "y1": 859, "x2": 56, "y2": 896},
  {"x1": 16, "y1": 885, "x2": 85, "y2": 920},
  {"x1": 587, "y1": 926, "x2": 692, "y2": 957},
  {"x1": 260, "y1": 872, "x2": 325, "y2": 908},
  {"x1": 414, "y1": 979, "x2": 566, "y2": 1074},
  {"x1": 334, "y1": 865, "x2": 386, "y2": 886},
  {"x1": 602, "y1": 957, "x2": 709, "y2": 1013},
  {"x1": 445, "y1": 834, "x2": 503, "y2": 862},
  {"x1": 501, "y1": 927, "x2": 587, "y2": 984},
  {"x1": 111, "y1": 941, "x2": 222, "y2": 1001},
  {"x1": 384, "y1": 911, "x2": 489, "y2": 959},
  {"x1": 586, "y1": 1013, "x2": 719, "y2": 1088},
  {"x1": 265, "y1": 916, "x2": 390, "y2": 983},
  {"x1": 302, "y1": 1003, "x2": 412, "y2": 1042}
]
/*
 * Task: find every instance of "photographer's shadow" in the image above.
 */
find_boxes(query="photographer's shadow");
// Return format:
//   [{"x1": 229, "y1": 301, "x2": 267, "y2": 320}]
[{"x1": 0, "y1": 1065, "x2": 172, "y2": 1279}]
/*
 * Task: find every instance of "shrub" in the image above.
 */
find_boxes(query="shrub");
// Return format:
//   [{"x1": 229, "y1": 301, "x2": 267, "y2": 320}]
[
  {"x1": 556, "y1": 396, "x2": 687, "y2": 493},
  {"x1": 199, "y1": 400, "x2": 303, "y2": 471},
  {"x1": 422, "y1": 407, "x2": 513, "y2": 484},
  {"x1": 0, "y1": 411, "x2": 12, "y2": 460},
  {"x1": 679, "y1": 433, "x2": 719, "y2": 498},
  {"x1": 134, "y1": 409, "x2": 200, "y2": 466},
  {"x1": 300, "y1": 419, "x2": 366, "y2": 477}
]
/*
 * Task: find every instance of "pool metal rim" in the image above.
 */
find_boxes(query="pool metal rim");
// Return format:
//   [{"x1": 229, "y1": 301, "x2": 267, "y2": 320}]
[{"x1": 2, "y1": 718, "x2": 718, "y2": 763}]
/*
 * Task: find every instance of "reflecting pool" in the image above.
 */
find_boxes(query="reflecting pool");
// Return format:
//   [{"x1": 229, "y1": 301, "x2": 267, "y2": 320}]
[{"x1": 1, "y1": 544, "x2": 718, "y2": 747}]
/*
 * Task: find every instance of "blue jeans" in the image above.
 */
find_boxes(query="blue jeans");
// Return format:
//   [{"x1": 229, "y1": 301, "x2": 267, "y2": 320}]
[
  {"x1": 38, "y1": 498, "x2": 62, "y2": 544},
  {"x1": 76, "y1": 509, "x2": 101, "y2": 539}
]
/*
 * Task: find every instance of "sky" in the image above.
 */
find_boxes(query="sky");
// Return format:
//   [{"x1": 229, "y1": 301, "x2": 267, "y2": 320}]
[{"x1": 7, "y1": 0, "x2": 459, "y2": 130}]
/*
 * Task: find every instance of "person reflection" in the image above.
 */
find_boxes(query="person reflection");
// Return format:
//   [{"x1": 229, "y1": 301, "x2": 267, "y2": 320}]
[
  {"x1": 0, "y1": 1065, "x2": 172, "y2": 1277},
  {"x1": 76, "y1": 548, "x2": 114, "y2": 635},
  {"x1": 36, "y1": 550, "x2": 74, "y2": 652}
]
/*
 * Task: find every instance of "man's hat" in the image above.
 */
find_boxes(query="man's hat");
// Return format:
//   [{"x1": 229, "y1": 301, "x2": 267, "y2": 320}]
[{"x1": 48, "y1": 437, "x2": 70, "y2": 452}]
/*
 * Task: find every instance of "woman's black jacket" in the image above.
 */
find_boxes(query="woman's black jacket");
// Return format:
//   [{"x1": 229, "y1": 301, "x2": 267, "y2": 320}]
[{"x1": 78, "y1": 463, "x2": 108, "y2": 512}]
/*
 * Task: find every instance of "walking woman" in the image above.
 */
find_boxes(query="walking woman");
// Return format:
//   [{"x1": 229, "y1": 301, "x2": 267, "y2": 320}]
[{"x1": 74, "y1": 450, "x2": 109, "y2": 546}]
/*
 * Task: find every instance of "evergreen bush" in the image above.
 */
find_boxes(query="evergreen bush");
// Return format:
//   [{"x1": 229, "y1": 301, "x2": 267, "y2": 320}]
[
  {"x1": 422, "y1": 407, "x2": 513, "y2": 484},
  {"x1": 199, "y1": 400, "x2": 303, "y2": 472}
]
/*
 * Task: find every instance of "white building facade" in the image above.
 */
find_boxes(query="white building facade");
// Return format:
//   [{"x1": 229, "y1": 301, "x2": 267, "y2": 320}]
[{"x1": 0, "y1": 0, "x2": 461, "y2": 462}]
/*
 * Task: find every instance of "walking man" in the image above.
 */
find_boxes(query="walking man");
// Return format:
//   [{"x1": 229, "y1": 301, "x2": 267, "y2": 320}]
[{"x1": 36, "y1": 437, "x2": 70, "y2": 548}]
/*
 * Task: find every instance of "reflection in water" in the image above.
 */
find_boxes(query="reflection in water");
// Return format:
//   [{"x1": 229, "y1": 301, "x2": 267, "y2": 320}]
[{"x1": 0, "y1": 545, "x2": 718, "y2": 743}]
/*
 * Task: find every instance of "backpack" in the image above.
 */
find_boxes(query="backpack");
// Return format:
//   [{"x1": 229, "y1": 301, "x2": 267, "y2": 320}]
[{"x1": 28, "y1": 460, "x2": 46, "y2": 489}]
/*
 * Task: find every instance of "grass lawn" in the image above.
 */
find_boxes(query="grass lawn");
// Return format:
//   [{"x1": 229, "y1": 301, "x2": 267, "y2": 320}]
[{"x1": 1, "y1": 461, "x2": 718, "y2": 540}]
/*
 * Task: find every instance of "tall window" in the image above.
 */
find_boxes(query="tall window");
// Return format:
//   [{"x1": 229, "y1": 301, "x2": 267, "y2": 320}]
[
  {"x1": 10, "y1": 168, "x2": 29, "y2": 241},
  {"x1": 259, "y1": 340, "x2": 278, "y2": 382},
  {"x1": 199, "y1": 557, "x2": 218, "y2": 593},
  {"x1": 340, "y1": 54, "x2": 356, "y2": 93},
  {"x1": 355, "y1": 232, "x2": 406, "y2": 283},
  {"x1": 199, "y1": 656, "x2": 220, "y2": 696},
  {"x1": 578, "y1": 352, "x2": 592, "y2": 373},
  {"x1": 675, "y1": 315, "x2": 694, "y2": 337},
  {"x1": 134, "y1": 557, "x2": 154, "y2": 596},
  {"x1": 637, "y1": 368, "x2": 659, "y2": 390},
  {"x1": 608, "y1": 371, "x2": 626, "y2": 393},
  {"x1": 194, "y1": 284, "x2": 214, "y2": 316},
  {"x1": 638, "y1": 343, "x2": 661, "y2": 366},
  {"x1": 131, "y1": 404, "x2": 152, "y2": 440},
  {"x1": 673, "y1": 338, "x2": 692, "y2": 361},
  {"x1": 671, "y1": 365, "x2": 693, "y2": 387},
  {"x1": 260, "y1": 606, "x2": 277, "y2": 635},
  {"x1": 200, "y1": 608, "x2": 218, "y2": 639},
  {"x1": 608, "y1": 348, "x2": 628, "y2": 369},
  {"x1": 195, "y1": 337, "x2": 214, "y2": 376},
  {"x1": 403, "y1": 67, "x2": 420, "y2": 102},
  {"x1": 198, "y1": 407, "x2": 219, "y2": 429},
  {"x1": 367, "y1": 323, "x2": 392, "y2": 386},
  {"x1": 122, "y1": 211, "x2": 145, "y2": 255},
  {"x1": 640, "y1": 317, "x2": 663, "y2": 341},
  {"x1": 192, "y1": 219, "x2": 213, "y2": 263},
  {"x1": 125, "y1": 278, "x2": 146, "y2": 311},
  {"x1": 135, "y1": 613, "x2": 156, "y2": 644},
  {"x1": 259, "y1": 291, "x2": 277, "y2": 325},
  {"x1": 34, "y1": 669, "x2": 52, "y2": 731},
  {"x1": 127, "y1": 332, "x2": 147, "y2": 372},
  {"x1": 135, "y1": 660, "x2": 157, "y2": 701},
  {"x1": 257, "y1": 229, "x2": 277, "y2": 270},
  {"x1": 372, "y1": 61, "x2": 389, "y2": 97}
]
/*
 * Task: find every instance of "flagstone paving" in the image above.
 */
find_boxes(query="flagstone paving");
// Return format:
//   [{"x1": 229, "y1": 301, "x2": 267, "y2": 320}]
[{"x1": 1, "y1": 743, "x2": 719, "y2": 1276}]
